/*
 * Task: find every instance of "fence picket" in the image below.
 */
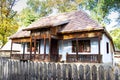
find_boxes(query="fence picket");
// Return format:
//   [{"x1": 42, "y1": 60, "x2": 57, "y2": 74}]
[
  {"x1": 92, "y1": 65, "x2": 97, "y2": 80},
  {"x1": 37, "y1": 62, "x2": 40, "y2": 80},
  {"x1": 43, "y1": 63, "x2": 47, "y2": 80},
  {"x1": 0, "y1": 59, "x2": 119, "y2": 80},
  {"x1": 57, "y1": 64, "x2": 61, "y2": 80},
  {"x1": 106, "y1": 66, "x2": 113, "y2": 80},
  {"x1": 48, "y1": 63, "x2": 52, "y2": 79},
  {"x1": 17, "y1": 61, "x2": 20, "y2": 80},
  {"x1": 73, "y1": 64, "x2": 78, "y2": 80},
  {"x1": 4, "y1": 60, "x2": 8, "y2": 80},
  {"x1": 40, "y1": 62, "x2": 43, "y2": 80},
  {"x1": 85, "y1": 65, "x2": 91, "y2": 80},
  {"x1": 67, "y1": 64, "x2": 72, "y2": 80},
  {"x1": 114, "y1": 68, "x2": 119, "y2": 80},
  {"x1": 53, "y1": 63, "x2": 56, "y2": 80},
  {"x1": 79, "y1": 65, "x2": 84, "y2": 80},
  {"x1": 62, "y1": 64, "x2": 66, "y2": 80},
  {"x1": 98, "y1": 65, "x2": 104, "y2": 80}
]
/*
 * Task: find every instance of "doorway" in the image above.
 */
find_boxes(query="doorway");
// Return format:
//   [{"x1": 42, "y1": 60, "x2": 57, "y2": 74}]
[{"x1": 50, "y1": 39, "x2": 59, "y2": 62}]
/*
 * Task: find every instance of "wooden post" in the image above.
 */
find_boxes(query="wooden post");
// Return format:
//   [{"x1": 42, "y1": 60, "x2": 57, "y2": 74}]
[
  {"x1": 76, "y1": 38, "x2": 79, "y2": 61},
  {"x1": 98, "y1": 36, "x2": 101, "y2": 63},
  {"x1": 10, "y1": 41, "x2": 13, "y2": 59},
  {"x1": 44, "y1": 35, "x2": 46, "y2": 60},
  {"x1": 49, "y1": 34, "x2": 51, "y2": 61},
  {"x1": 30, "y1": 34, "x2": 32, "y2": 60},
  {"x1": 39, "y1": 40, "x2": 41, "y2": 54},
  {"x1": 34, "y1": 37, "x2": 36, "y2": 60},
  {"x1": 22, "y1": 43, "x2": 25, "y2": 60}
]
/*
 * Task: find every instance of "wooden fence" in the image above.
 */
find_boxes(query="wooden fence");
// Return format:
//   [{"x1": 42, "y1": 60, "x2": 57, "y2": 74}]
[{"x1": 0, "y1": 59, "x2": 120, "y2": 80}]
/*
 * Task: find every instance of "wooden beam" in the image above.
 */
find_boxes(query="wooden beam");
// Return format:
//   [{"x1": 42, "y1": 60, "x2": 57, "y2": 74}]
[
  {"x1": 98, "y1": 36, "x2": 101, "y2": 63},
  {"x1": 39, "y1": 40, "x2": 41, "y2": 54},
  {"x1": 22, "y1": 43, "x2": 25, "y2": 59},
  {"x1": 49, "y1": 34, "x2": 51, "y2": 61},
  {"x1": 30, "y1": 34, "x2": 32, "y2": 60},
  {"x1": 12, "y1": 37, "x2": 30, "y2": 43},
  {"x1": 63, "y1": 32, "x2": 102, "y2": 40},
  {"x1": 76, "y1": 38, "x2": 79, "y2": 61},
  {"x1": 44, "y1": 34, "x2": 46, "y2": 60},
  {"x1": 34, "y1": 37, "x2": 36, "y2": 60}
]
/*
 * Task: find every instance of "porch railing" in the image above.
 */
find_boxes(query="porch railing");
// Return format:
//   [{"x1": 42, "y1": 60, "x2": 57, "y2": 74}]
[
  {"x1": 11, "y1": 54, "x2": 49, "y2": 61},
  {"x1": 66, "y1": 53, "x2": 102, "y2": 63}
]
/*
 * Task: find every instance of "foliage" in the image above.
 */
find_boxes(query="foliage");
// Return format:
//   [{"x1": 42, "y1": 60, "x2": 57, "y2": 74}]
[
  {"x1": 80, "y1": 0, "x2": 120, "y2": 25},
  {"x1": 18, "y1": 0, "x2": 54, "y2": 27},
  {"x1": 48, "y1": 0, "x2": 82, "y2": 12},
  {"x1": 0, "y1": 0, "x2": 18, "y2": 47},
  {"x1": 110, "y1": 28, "x2": 120, "y2": 50},
  {"x1": 18, "y1": 0, "x2": 83, "y2": 27}
]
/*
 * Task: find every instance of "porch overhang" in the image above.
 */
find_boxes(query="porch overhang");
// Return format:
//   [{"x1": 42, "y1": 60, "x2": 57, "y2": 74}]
[
  {"x1": 12, "y1": 37, "x2": 30, "y2": 43},
  {"x1": 59, "y1": 31, "x2": 103, "y2": 40}
]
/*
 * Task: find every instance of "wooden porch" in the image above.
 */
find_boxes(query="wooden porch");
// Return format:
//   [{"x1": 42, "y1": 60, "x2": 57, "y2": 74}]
[
  {"x1": 11, "y1": 54, "x2": 62, "y2": 62},
  {"x1": 66, "y1": 53, "x2": 102, "y2": 63},
  {"x1": 11, "y1": 54, "x2": 49, "y2": 61}
]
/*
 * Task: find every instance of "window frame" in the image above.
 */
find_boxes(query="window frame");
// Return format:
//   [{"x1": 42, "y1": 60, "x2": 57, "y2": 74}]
[
  {"x1": 106, "y1": 42, "x2": 109, "y2": 54},
  {"x1": 72, "y1": 40, "x2": 91, "y2": 53}
]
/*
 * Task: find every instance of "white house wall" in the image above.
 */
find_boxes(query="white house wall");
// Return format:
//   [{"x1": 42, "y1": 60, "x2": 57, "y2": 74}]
[
  {"x1": 59, "y1": 38, "x2": 99, "y2": 60},
  {"x1": 100, "y1": 34, "x2": 113, "y2": 63},
  {"x1": 40, "y1": 39, "x2": 49, "y2": 54},
  {"x1": 20, "y1": 39, "x2": 50, "y2": 54}
]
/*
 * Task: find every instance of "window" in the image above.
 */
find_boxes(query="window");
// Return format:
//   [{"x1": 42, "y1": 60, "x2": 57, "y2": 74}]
[
  {"x1": 106, "y1": 42, "x2": 109, "y2": 54},
  {"x1": 27, "y1": 42, "x2": 38, "y2": 52},
  {"x1": 72, "y1": 40, "x2": 90, "y2": 52}
]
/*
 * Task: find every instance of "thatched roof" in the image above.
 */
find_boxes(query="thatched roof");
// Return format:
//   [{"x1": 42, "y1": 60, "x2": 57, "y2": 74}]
[
  {"x1": 10, "y1": 30, "x2": 30, "y2": 39},
  {"x1": 10, "y1": 10, "x2": 104, "y2": 39},
  {"x1": 23, "y1": 10, "x2": 104, "y2": 33}
]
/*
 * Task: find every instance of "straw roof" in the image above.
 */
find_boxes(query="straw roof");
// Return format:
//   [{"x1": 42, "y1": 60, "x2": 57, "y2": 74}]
[
  {"x1": 10, "y1": 30, "x2": 30, "y2": 39},
  {"x1": 10, "y1": 10, "x2": 104, "y2": 39},
  {"x1": 23, "y1": 10, "x2": 104, "y2": 33}
]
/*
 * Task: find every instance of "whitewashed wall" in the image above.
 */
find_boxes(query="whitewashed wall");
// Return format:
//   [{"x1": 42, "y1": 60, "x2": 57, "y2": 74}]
[
  {"x1": 20, "y1": 39, "x2": 50, "y2": 54},
  {"x1": 59, "y1": 38, "x2": 99, "y2": 60},
  {"x1": 40, "y1": 39, "x2": 49, "y2": 54},
  {"x1": 18, "y1": 35, "x2": 114, "y2": 63},
  {"x1": 100, "y1": 34, "x2": 113, "y2": 63}
]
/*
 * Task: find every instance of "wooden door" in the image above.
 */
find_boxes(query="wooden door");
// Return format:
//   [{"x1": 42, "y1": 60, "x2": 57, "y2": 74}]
[{"x1": 50, "y1": 39, "x2": 59, "y2": 62}]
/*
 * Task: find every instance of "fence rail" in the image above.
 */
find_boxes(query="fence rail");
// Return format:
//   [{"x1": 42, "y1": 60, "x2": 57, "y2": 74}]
[
  {"x1": 11, "y1": 54, "x2": 49, "y2": 61},
  {"x1": 0, "y1": 59, "x2": 119, "y2": 80},
  {"x1": 66, "y1": 53, "x2": 102, "y2": 63}
]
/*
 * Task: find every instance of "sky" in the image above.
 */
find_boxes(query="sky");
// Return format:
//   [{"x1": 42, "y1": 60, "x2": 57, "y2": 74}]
[
  {"x1": 12, "y1": 0, "x2": 27, "y2": 13},
  {"x1": 12, "y1": 0, "x2": 119, "y2": 31}
]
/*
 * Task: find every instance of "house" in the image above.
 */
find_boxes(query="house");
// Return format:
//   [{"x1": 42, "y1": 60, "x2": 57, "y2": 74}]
[
  {"x1": 10, "y1": 10, "x2": 115, "y2": 63},
  {"x1": 0, "y1": 40, "x2": 20, "y2": 58}
]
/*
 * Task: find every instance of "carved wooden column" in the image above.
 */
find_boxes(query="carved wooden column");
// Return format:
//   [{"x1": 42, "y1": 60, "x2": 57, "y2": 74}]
[
  {"x1": 44, "y1": 34, "x2": 46, "y2": 60},
  {"x1": 30, "y1": 33, "x2": 32, "y2": 60},
  {"x1": 22, "y1": 43, "x2": 25, "y2": 59},
  {"x1": 98, "y1": 36, "x2": 101, "y2": 63},
  {"x1": 38, "y1": 40, "x2": 41, "y2": 54},
  {"x1": 76, "y1": 38, "x2": 79, "y2": 61},
  {"x1": 49, "y1": 34, "x2": 51, "y2": 61},
  {"x1": 34, "y1": 37, "x2": 36, "y2": 60}
]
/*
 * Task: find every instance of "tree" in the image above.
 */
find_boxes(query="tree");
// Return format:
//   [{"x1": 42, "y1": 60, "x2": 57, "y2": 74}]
[
  {"x1": 110, "y1": 28, "x2": 120, "y2": 49},
  {"x1": 18, "y1": 0, "x2": 53, "y2": 27},
  {"x1": 80, "y1": 0, "x2": 120, "y2": 25},
  {"x1": 48, "y1": 0, "x2": 82, "y2": 12},
  {"x1": 0, "y1": 0, "x2": 19, "y2": 47},
  {"x1": 18, "y1": 0, "x2": 83, "y2": 27}
]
